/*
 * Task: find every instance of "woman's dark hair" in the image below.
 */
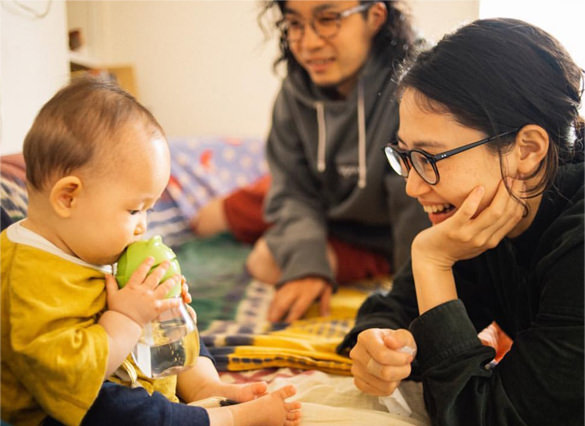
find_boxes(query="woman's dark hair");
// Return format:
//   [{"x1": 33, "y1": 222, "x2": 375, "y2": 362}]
[
  {"x1": 398, "y1": 18, "x2": 584, "y2": 197},
  {"x1": 258, "y1": 1, "x2": 417, "y2": 76}
]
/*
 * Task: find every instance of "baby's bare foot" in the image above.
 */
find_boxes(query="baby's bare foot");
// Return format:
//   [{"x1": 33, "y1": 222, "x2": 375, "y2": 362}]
[
  {"x1": 208, "y1": 385, "x2": 301, "y2": 426},
  {"x1": 233, "y1": 385, "x2": 300, "y2": 426},
  {"x1": 220, "y1": 381, "x2": 268, "y2": 402}
]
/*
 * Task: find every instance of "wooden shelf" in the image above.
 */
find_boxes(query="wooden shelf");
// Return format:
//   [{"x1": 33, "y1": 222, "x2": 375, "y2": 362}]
[{"x1": 69, "y1": 53, "x2": 138, "y2": 99}]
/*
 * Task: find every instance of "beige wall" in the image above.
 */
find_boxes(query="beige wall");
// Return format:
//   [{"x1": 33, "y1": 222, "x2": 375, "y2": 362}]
[
  {"x1": 67, "y1": 1, "x2": 282, "y2": 141},
  {"x1": 410, "y1": 0, "x2": 479, "y2": 43},
  {"x1": 1, "y1": 1, "x2": 481, "y2": 155},
  {"x1": 5, "y1": 1, "x2": 583, "y2": 155},
  {"x1": 481, "y1": 0, "x2": 585, "y2": 112},
  {"x1": 1, "y1": 0, "x2": 69, "y2": 155},
  {"x1": 65, "y1": 1, "x2": 480, "y2": 142}
]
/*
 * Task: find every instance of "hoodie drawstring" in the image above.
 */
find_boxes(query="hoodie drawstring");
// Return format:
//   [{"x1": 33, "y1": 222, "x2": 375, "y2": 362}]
[
  {"x1": 357, "y1": 80, "x2": 366, "y2": 188},
  {"x1": 316, "y1": 101, "x2": 326, "y2": 173},
  {"x1": 315, "y1": 80, "x2": 366, "y2": 188}
]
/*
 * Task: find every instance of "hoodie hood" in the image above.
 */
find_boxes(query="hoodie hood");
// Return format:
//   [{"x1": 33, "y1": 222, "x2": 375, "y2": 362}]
[{"x1": 282, "y1": 53, "x2": 396, "y2": 189}]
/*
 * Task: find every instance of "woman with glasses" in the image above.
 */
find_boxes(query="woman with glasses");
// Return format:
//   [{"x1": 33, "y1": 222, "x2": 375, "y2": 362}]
[
  {"x1": 192, "y1": 1, "x2": 429, "y2": 323},
  {"x1": 339, "y1": 18, "x2": 584, "y2": 424}
]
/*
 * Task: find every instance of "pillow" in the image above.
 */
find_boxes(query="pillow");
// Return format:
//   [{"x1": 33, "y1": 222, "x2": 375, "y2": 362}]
[
  {"x1": 165, "y1": 136, "x2": 267, "y2": 222},
  {"x1": 145, "y1": 136, "x2": 267, "y2": 248},
  {"x1": 0, "y1": 154, "x2": 28, "y2": 225}
]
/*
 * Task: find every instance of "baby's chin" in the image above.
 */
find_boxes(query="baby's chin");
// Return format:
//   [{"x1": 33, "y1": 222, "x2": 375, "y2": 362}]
[{"x1": 87, "y1": 253, "x2": 121, "y2": 267}]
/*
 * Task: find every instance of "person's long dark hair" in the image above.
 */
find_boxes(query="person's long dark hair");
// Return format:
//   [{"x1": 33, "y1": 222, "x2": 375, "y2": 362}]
[
  {"x1": 258, "y1": 1, "x2": 417, "y2": 77},
  {"x1": 398, "y1": 18, "x2": 584, "y2": 197}
]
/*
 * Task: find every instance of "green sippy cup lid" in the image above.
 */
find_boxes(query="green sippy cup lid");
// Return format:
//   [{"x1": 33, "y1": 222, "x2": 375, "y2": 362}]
[{"x1": 115, "y1": 235, "x2": 182, "y2": 298}]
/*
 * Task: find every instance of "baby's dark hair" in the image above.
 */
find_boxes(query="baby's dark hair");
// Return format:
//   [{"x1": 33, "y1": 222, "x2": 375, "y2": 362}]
[
  {"x1": 397, "y1": 18, "x2": 584, "y2": 197},
  {"x1": 23, "y1": 77, "x2": 164, "y2": 191}
]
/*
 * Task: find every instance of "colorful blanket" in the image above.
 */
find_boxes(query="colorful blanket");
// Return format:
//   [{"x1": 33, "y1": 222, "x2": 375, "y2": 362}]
[
  {"x1": 199, "y1": 280, "x2": 389, "y2": 375},
  {"x1": 174, "y1": 233, "x2": 254, "y2": 330},
  {"x1": 175, "y1": 232, "x2": 391, "y2": 375},
  {"x1": 0, "y1": 154, "x2": 28, "y2": 222}
]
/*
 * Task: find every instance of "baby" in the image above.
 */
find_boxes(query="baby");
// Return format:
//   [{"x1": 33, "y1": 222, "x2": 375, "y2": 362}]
[{"x1": 1, "y1": 77, "x2": 301, "y2": 426}]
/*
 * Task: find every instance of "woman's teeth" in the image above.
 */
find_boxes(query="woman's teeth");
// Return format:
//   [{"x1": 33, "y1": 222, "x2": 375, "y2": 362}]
[{"x1": 423, "y1": 203, "x2": 453, "y2": 214}]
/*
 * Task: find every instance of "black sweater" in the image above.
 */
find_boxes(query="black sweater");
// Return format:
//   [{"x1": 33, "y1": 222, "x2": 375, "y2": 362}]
[{"x1": 339, "y1": 162, "x2": 584, "y2": 426}]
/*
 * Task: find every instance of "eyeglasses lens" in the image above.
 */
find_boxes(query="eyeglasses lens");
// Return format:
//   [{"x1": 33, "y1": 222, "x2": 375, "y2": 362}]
[
  {"x1": 313, "y1": 15, "x2": 339, "y2": 37},
  {"x1": 285, "y1": 15, "x2": 339, "y2": 42},
  {"x1": 410, "y1": 152, "x2": 437, "y2": 184},
  {"x1": 284, "y1": 20, "x2": 302, "y2": 42},
  {"x1": 384, "y1": 148, "x2": 408, "y2": 177}
]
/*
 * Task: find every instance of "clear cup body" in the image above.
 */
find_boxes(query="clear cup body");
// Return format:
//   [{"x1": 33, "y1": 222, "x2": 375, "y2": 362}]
[{"x1": 132, "y1": 300, "x2": 199, "y2": 378}]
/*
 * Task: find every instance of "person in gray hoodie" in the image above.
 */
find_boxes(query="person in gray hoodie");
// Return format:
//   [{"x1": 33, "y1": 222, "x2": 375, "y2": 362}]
[{"x1": 193, "y1": 1, "x2": 430, "y2": 322}]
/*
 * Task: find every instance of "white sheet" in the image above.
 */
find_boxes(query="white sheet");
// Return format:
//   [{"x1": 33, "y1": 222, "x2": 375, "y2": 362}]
[{"x1": 266, "y1": 369, "x2": 430, "y2": 426}]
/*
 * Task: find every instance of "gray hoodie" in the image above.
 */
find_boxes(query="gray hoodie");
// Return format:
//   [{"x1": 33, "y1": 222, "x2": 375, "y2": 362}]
[{"x1": 263, "y1": 50, "x2": 430, "y2": 287}]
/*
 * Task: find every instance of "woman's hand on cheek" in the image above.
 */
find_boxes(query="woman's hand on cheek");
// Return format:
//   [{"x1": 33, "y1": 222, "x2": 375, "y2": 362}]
[{"x1": 412, "y1": 178, "x2": 525, "y2": 269}]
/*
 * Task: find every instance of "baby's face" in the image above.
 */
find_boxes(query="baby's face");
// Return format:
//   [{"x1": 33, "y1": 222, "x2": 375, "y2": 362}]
[{"x1": 64, "y1": 123, "x2": 171, "y2": 266}]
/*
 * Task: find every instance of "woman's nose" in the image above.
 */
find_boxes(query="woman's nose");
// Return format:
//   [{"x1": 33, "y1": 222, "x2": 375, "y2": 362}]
[{"x1": 405, "y1": 169, "x2": 431, "y2": 198}]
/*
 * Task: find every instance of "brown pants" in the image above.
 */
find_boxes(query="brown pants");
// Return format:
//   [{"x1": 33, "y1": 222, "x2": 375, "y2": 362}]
[{"x1": 223, "y1": 175, "x2": 390, "y2": 283}]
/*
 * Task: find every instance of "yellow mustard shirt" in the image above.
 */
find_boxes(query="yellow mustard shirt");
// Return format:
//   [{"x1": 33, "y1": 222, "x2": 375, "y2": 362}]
[{"x1": 1, "y1": 226, "x2": 179, "y2": 426}]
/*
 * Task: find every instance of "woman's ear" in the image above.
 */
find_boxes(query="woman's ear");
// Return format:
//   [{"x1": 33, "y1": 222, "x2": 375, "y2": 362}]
[
  {"x1": 368, "y1": 2, "x2": 388, "y2": 34},
  {"x1": 49, "y1": 176, "x2": 83, "y2": 218},
  {"x1": 514, "y1": 124, "x2": 549, "y2": 177}
]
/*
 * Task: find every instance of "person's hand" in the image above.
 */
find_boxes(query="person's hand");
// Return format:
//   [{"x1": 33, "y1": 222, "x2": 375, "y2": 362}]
[
  {"x1": 350, "y1": 328, "x2": 416, "y2": 396},
  {"x1": 105, "y1": 257, "x2": 182, "y2": 327},
  {"x1": 267, "y1": 277, "x2": 332, "y2": 323},
  {"x1": 412, "y1": 178, "x2": 525, "y2": 270},
  {"x1": 478, "y1": 321, "x2": 513, "y2": 362},
  {"x1": 180, "y1": 276, "x2": 192, "y2": 304},
  {"x1": 180, "y1": 277, "x2": 198, "y2": 324}
]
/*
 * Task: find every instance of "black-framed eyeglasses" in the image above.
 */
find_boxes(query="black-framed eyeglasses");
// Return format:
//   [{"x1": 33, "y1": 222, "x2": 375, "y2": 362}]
[
  {"x1": 281, "y1": 3, "x2": 373, "y2": 43},
  {"x1": 383, "y1": 129, "x2": 519, "y2": 185}
]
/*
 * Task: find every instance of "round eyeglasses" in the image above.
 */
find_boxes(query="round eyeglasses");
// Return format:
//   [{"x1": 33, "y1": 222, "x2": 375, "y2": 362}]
[
  {"x1": 281, "y1": 3, "x2": 373, "y2": 43},
  {"x1": 383, "y1": 129, "x2": 519, "y2": 185}
]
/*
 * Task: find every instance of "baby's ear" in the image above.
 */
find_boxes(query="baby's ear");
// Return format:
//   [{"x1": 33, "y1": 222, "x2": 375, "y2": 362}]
[{"x1": 49, "y1": 176, "x2": 83, "y2": 218}]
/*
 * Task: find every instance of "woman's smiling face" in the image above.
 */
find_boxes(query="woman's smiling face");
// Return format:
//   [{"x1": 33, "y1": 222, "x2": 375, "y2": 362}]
[{"x1": 397, "y1": 88, "x2": 508, "y2": 225}]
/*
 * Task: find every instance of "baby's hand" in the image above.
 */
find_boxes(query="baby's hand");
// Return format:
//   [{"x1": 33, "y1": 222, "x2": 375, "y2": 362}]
[
  {"x1": 181, "y1": 277, "x2": 192, "y2": 304},
  {"x1": 105, "y1": 257, "x2": 181, "y2": 327}
]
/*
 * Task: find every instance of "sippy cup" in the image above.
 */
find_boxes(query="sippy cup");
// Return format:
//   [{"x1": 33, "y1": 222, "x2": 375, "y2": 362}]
[{"x1": 116, "y1": 236, "x2": 199, "y2": 378}]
